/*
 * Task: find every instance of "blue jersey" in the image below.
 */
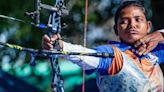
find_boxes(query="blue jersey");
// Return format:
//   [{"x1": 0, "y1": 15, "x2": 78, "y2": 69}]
[{"x1": 86, "y1": 41, "x2": 164, "y2": 75}]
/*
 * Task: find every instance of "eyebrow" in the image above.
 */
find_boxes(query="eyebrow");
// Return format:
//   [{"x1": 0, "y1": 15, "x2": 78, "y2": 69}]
[{"x1": 120, "y1": 15, "x2": 144, "y2": 19}]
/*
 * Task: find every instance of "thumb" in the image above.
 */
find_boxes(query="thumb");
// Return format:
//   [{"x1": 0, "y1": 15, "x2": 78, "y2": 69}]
[{"x1": 50, "y1": 34, "x2": 58, "y2": 41}]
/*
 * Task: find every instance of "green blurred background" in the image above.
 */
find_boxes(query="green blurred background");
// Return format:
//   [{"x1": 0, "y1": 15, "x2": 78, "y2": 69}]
[{"x1": 0, "y1": 0, "x2": 164, "y2": 92}]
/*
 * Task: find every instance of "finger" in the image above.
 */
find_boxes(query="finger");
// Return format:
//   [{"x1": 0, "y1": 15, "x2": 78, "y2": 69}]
[
  {"x1": 43, "y1": 34, "x2": 51, "y2": 43},
  {"x1": 137, "y1": 45, "x2": 147, "y2": 56},
  {"x1": 50, "y1": 34, "x2": 58, "y2": 42},
  {"x1": 134, "y1": 39, "x2": 146, "y2": 48},
  {"x1": 134, "y1": 35, "x2": 153, "y2": 48},
  {"x1": 42, "y1": 41, "x2": 53, "y2": 50},
  {"x1": 143, "y1": 42, "x2": 158, "y2": 55},
  {"x1": 138, "y1": 49, "x2": 146, "y2": 56},
  {"x1": 134, "y1": 40, "x2": 142, "y2": 48},
  {"x1": 57, "y1": 34, "x2": 62, "y2": 39},
  {"x1": 47, "y1": 43, "x2": 53, "y2": 50}
]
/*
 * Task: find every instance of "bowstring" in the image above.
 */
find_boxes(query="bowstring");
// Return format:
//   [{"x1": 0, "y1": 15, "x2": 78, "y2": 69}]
[{"x1": 82, "y1": 0, "x2": 88, "y2": 92}]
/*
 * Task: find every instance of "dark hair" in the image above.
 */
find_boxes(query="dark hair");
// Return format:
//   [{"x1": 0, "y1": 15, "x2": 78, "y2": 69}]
[{"x1": 114, "y1": 1, "x2": 148, "y2": 24}]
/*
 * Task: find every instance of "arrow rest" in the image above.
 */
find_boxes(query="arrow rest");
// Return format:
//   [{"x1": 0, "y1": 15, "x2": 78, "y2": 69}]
[{"x1": 30, "y1": 53, "x2": 37, "y2": 67}]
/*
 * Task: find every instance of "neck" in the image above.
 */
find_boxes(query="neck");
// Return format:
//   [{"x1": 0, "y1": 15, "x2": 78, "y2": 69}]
[{"x1": 120, "y1": 40, "x2": 135, "y2": 47}]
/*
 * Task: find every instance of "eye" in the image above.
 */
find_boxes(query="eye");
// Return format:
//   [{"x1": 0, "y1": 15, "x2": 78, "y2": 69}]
[
  {"x1": 135, "y1": 17, "x2": 143, "y2": 22},
  {"x1": 119, "y1": 19, "x2": 129, "y2": 24}
]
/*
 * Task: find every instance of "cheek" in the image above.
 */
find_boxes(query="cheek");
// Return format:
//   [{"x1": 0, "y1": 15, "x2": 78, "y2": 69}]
[
  {"x1": 117, "y1": 24, "x2": 127, "y2": 32},
  {"x1": 139, "y1": 24, "x2": 149, "y2": 34},
  {"x1": 119, "y1": 24, "x2": 127, "y2": 29},
  {"x1": 117, "y1": 26, "x2": 128, "y2": 36}
]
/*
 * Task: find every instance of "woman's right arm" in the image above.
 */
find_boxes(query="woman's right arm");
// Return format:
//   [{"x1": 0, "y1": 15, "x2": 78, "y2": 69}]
[
  {"x1": 62, "y1": 41, "x2": 100, "y2": 70},
  {"x1": 42, "y1": 34, "x2": 100, "y2": 70}
]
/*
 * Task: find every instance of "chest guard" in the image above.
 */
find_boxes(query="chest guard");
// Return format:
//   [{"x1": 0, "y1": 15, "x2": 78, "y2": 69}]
[{"x1": 96, "y1": 52, "x2": 163, "y2": 92}]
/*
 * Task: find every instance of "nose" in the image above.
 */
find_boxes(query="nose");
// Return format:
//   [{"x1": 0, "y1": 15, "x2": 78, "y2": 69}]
[{"x1": 128, "y1": 19, "x2": 137, "y2": 29}]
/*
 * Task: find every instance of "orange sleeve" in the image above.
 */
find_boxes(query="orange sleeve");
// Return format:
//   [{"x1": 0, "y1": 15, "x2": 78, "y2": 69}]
[{"x1": 108, "y1": 46, "x2": 123, "y2": 75}]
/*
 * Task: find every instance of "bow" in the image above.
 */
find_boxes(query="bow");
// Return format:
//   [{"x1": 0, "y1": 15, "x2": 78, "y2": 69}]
[
  {"x1": 25, "y1": 0, "x2": 68, "y2": 92},
  {"x1": 0, "y1": 0, "x2": 114, "y2": 92}
]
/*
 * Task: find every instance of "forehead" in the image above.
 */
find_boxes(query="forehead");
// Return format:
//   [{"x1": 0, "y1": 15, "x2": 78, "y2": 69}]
[{"x1": 119, "y1": 6, "x2": 146, "y2": 18}]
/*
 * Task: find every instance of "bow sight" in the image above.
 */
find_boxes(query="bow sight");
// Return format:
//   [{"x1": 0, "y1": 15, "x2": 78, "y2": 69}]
[{"x1": 25, "y1": 0, "x2": 69, "y2": 29}]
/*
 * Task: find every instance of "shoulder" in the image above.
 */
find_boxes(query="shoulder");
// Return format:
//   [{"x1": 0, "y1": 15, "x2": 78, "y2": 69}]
[
  {"x1": 152, "y1": 43, "x2": 164, "y2": 52},
  {"x1": 151, "y1": 43, "x2": 164, "y2": 63},
  {"x1": 157, "y1": 43, "x2": 164, "y2": 48}
]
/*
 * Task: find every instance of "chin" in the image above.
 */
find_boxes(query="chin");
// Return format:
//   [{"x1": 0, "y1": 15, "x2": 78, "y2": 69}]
[
  {"x1": 121, "y1": 39, "x2": 137, "y2": 45},
  {"x1": 128, "y1": 36, "x2": 141, "y2": 42},
  {"x1": 127, "y1": 40, "x2": 136, "y2": 44},
  {"x1": 120, "y1": 36, "x2": 141, "y2": 45}
]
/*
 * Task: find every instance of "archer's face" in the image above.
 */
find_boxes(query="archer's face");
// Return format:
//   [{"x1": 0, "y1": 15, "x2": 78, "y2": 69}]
[{"x1": 115, "y1": 6, "x2": 151, "y2": 44}]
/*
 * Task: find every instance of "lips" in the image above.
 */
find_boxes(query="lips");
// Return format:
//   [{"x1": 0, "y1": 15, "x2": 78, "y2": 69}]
[{"x1": 126, "y1": 29, "x2": 138, "y2": 34}]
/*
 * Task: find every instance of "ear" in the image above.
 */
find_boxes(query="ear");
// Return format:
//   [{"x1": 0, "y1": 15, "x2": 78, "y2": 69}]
[
  {"x1": 114, "y1": 25, "x2": 118, "y2": 35},
  {"x1": 147, "y1": 21, "x2": 152, "y2": 33}
]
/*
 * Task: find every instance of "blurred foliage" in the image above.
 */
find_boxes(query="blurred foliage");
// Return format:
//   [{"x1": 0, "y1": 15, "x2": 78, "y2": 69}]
[{"x1": 0, "y1": 0, "x2": 155, "y2": 92}]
